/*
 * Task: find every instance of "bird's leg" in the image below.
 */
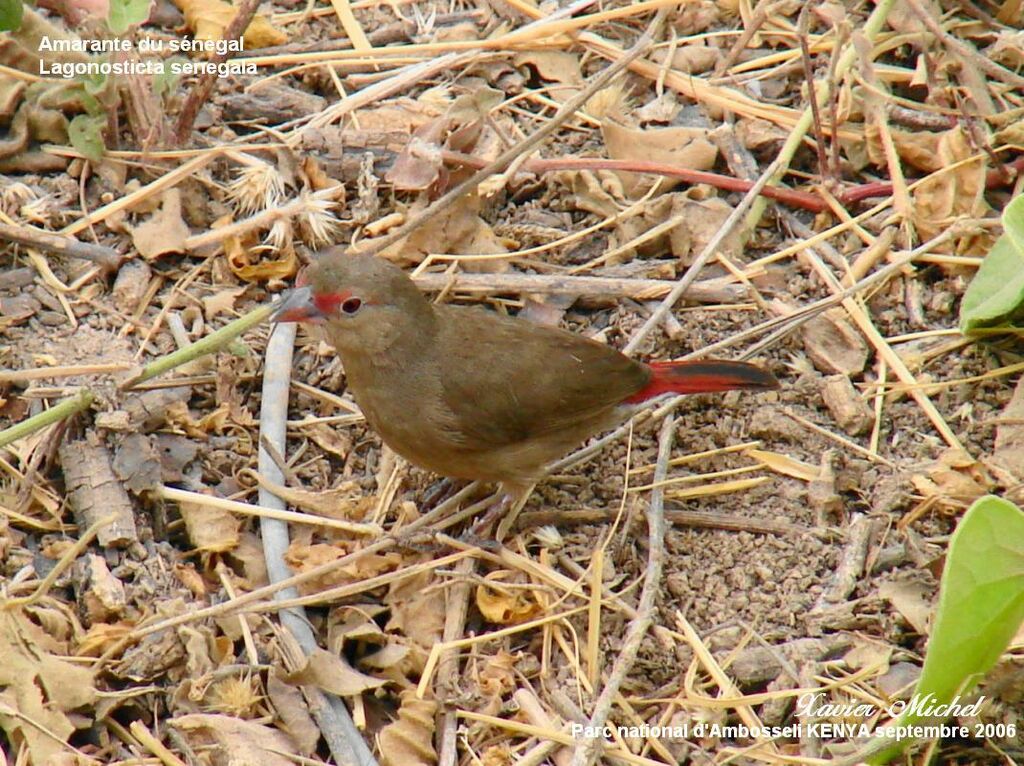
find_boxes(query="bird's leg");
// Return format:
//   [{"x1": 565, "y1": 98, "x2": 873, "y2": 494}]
[
  {"x1": 421, "y1": 477, "x2": 464, "y2": 508},
  {"x1": 467, "y1": 481, "x2": 536, "y2": 542}
]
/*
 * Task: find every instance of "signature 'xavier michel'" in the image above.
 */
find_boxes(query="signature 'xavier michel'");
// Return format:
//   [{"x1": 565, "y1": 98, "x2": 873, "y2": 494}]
[{"x1": 274, "y1": 250, "x2": 779, "y2": 520}]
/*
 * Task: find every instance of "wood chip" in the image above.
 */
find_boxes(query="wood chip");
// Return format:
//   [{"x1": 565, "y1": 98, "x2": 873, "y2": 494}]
[
  {"x1": 58, "y1": 438, "x2": 138, "y2": 548},
  {"x1": 820, "y1": 374, "x2": 874, "y2": 435}
]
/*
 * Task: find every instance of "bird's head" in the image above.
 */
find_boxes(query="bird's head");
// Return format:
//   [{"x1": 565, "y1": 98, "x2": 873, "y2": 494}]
[{"x1": 273, "y1": 249, "x2": 434, "y2": 351}]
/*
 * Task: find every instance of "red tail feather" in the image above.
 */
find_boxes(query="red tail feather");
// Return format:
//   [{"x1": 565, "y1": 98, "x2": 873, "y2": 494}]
[{"x1": 625, "y1": 360, "x2": 778, "y2": 404}]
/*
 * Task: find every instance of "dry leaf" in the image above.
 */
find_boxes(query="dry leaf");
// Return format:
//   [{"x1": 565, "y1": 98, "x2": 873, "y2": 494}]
[
  {"x1": 991, "y1": 375, "x2": 1024, "y2": 481},
  {"x1": 267, "y1": 673, "x2": 319, "y2": 756},
  {"x1": 170, "y1": 0, "x2": 287, "y2": 48},
  {"x1": 911, "y1": 449, "x2": 992, "y2": 509},
  {"x1": 0, "y1": 611, "x2": 97, "y2": 765},
  {"x1": 878, "y1": 579, "x2": 934, "y2": 635},
  {"x1": 284, "y1": 647, "x2": 386, "y2": 696},
  {"x1": 225, "y1": 229, "x2": 299, "y2": 282},
  {"x1": 379, "y1": 689, "x2": 437, "y2": 766},
  {"x1": 601, "y1": 122, "x2": 717, "y2": 196},
  {"x1": 82, "y1": 554, "x2": 127, "y2": 623},
  {"x1": 255, "y1": 474, "x2": 372, "y2": 520},
  {"x1": 179, "y1": 499, "x2": 241, "y2": 553},
  {"x1": 364, "y1": 193, "x2": 512, "y2": 269},
  {"x1": 513, "y1": 51, "x2": 582, "y2": 101},
  {"x1": 75, "y1": 621, "x2": 134, "y2": 657},
  {"x1": 284, "y1": 543, "x2": 402, "y2": 592},
  {"x1": 202, "y1": 287, "x2": 246, "y2": 320},
  {"x1": 305, "y1": 422, "x2": 352, "y2": 459},
  {"x1": 384, "y1": 570, "x2": 445, "y2": 648},
  {"x1": 170, "y1": 713, "x2": 297, "y2": 766},
  {"x1": 351, "y1": 99, "x2": 443, "y2": 134},
  {"x1": 476, "y1": 572, "x2": 541, "y2": 625},
  {"x1": 746, "y1": 449, "x2": 820, "y2": 482},
  {"x1": 478, "y1": 650, "x2": 517, "y2": 698},
  {"x1": 131, "y1": 188, "x2": 189, "y2": 259},
  {"x1": 911, "y1": 127, "x2": 991, "y2": 252}
]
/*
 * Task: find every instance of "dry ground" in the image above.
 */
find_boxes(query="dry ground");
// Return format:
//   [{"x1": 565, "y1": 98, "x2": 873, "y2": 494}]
[{"x1": 1, "y1": 1, "x2": 1023, "y2": 765}]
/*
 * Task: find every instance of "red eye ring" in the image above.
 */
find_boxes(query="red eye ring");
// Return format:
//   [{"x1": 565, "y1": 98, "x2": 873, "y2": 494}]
[{"x1": 340, "y1": 297, "x2": 362, "y2": 315}]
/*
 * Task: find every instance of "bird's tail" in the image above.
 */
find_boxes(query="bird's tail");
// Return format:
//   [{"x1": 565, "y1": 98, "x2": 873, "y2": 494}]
[{"x1": 625, "y1": 360, "x2": 779, "y2": 403}]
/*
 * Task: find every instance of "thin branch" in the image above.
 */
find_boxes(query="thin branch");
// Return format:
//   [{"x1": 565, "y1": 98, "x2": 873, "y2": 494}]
[
  {"x1": 570, "y1": 415, "x2": 672, "y2": 766},
  {"x1": 256, "y1": 320, "x2": 380, "y2": 766},
  {"x1": 0, "y1": 222, "x2": 123, "y2": 271},
  {"x1": 173, "y1": 0, "x2": 262, "y2": 143}
]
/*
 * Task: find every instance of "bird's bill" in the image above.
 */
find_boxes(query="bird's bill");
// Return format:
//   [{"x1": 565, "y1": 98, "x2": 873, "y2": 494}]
[{"x1": 272, "y1": 286, "x2": 325, "y2": 323}]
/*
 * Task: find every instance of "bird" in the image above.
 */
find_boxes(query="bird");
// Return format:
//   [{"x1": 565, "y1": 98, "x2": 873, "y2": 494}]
[{"x1": 273, "y1": 249, "x2": 779, "y2": 532}]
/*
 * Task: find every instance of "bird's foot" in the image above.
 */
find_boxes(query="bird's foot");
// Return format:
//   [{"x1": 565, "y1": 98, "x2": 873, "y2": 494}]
[{"x1": 464, "y1": 493, "x2": 512, "y2": 542}]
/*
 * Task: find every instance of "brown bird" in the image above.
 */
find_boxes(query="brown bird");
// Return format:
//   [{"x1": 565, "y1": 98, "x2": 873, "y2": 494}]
[{"x1": 274, "y1": 250, "x2": 778, "y2": 527}]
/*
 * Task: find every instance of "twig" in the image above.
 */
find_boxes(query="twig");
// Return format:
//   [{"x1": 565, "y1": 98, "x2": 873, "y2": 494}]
[
  {"x1": 712, "y1": 0, "x2": 777, "y2": 77},
  {"x1": 119, "y1": 304, "x2": 274, "y2": 390},
  {"x1": 812, "y1": 514, "x2": 874, "y2": 609},
  {"x1": 356, "y1": 7, "x2": 669, "y2": 260},
  {"x1": 517, "y1": 507, "x2": 819, "y2": 538},
  {"x1": 570, "y1": 415, "x2": 672, "y2": 766},
  {"x1": 0, "y1": 222, "x2": 123, "y2": 271},
  {"x1": 155, "y1": 485, "x2": 381, "y2": 535},
  {"x1": 441, "y1": 151, "x2": 851, "y2": 212},
  {"x1": 173, "y1": 0, "x2": 262, "y2": 143},
  {"x1": 411, "y1": 271, "x2": 744, "y2": 304},
  {"x1": 797, "y1": 5, "x2": 830, "y2": 186},
  {"x1": 256, "y1": 319, "x2": 379, "y2": 766},
  {"x1": 436, "y1": 557, "x2": 476, "y2": 766},
  {"x1": 0, "y1": 364, "x2": 134, "y2": 383},
  {"x1": 622, "y1": 154, "x2": 783, "y2": 356},
  {"x1": 0, "y1": 390, "x2": 94, "y2": 450},
  {"x1": 902, "y1": 0, "x2": 1024, "y2": 90}
]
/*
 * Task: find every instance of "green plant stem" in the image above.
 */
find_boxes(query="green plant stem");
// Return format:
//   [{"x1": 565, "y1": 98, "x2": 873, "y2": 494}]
[
  {"x1": 0, "y1": 390, "x2": 94, "y2": 449},
  {"x1": 120, "y1": 304, "x2": 274, "y2": 390}
]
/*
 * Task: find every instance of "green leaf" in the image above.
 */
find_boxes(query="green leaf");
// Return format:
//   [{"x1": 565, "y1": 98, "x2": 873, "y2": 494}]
[
  {"x1": 107, "y1": 0, "x2": 149, "y2": 33},
  {"x1": 0, "y1": 0, "x2": 23, "y2": 31},
  {"x1": 152, "y1": 57, "x2": 185, "y2": 100},
  {"x1": 959, "y1": 194, "x2": 1024, "y2": 334},
  {"x1": 867, "y1": 495, "x2": 1024, "y2": 763},
  {"x1": 81, "y1": 70, "x2": 108, "y2": 98},
  {"x1": 68, "y1": 114, "x2": 106, "y2": 163}
]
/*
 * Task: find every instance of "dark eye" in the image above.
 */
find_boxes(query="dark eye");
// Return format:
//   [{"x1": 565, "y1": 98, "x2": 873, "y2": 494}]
[{"x1": 341, "y1": 297, "x2": 362, "y2": 315}]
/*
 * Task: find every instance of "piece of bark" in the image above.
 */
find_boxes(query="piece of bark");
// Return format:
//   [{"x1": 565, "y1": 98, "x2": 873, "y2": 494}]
[
  {"x1": 808, "y1": 450, "x2": 843, "y2": 526},
  {"x1": 112, "y1": 433, "x2": 163, "y2": 494},
  {"x1": 813, "y1": 513, "x2": 875, "y2": 609},
  {"x1": 0, "y1": 294, "x2": 41, "y2": 325},
  {"x1": 800, "y1": 307, "x2": 869, "y2": 375},
  {"x1": 221, "y1": 81, "x2": 327, "y2": 123},
  {"x1": 112, "y1": 259, "x2": 152, "y2": 313},
  {"x1": 59, "y1": 438, "x2": 138, "y2": 547},
  {"x1": 0, "y1": 267, "x2": 35, "y2": 291},
  {"x1": 820, "y1": 374, "x2": 873, "y2": 434}
]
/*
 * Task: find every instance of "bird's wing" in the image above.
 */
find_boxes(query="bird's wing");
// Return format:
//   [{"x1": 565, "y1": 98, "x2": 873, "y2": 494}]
[{"x1": 435, "y1": 306, "x2": 649, "y2": 448}]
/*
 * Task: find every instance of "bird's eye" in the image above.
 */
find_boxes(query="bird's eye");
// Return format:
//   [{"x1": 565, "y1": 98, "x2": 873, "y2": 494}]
[{"x1": 340, "y1": 297, "x2": 362, "y2": 315}]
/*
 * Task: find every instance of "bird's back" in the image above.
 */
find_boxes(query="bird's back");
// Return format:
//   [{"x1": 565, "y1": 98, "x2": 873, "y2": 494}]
[{"x1": 429, "y1": 305, "x2": 648, "y2": 474}]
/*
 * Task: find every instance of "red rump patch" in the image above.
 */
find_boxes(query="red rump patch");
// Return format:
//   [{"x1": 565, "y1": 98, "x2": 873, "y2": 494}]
[{"x1": 625, "y1": 360, "x2": 778, "y2": 403}]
